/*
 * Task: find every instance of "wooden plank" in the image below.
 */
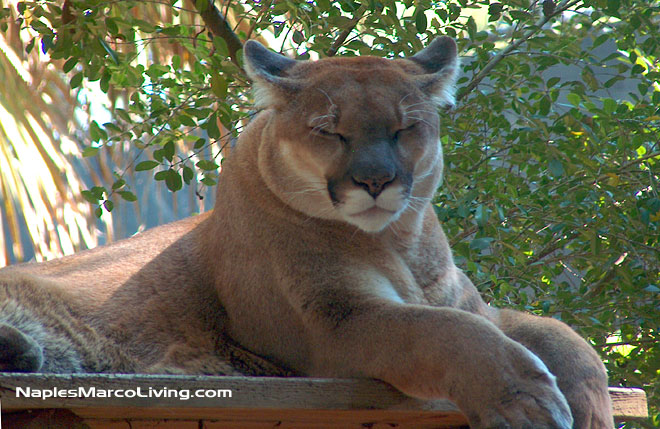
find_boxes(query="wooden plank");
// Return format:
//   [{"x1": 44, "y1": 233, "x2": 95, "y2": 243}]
[
  {"x1": 85, "y1": 421, "x2": 199, "y2": 429},
  {"x1": 0, "y1": 373, "x2": 459, "y2": 412},
  {"x1": 610, "y1": 387, "x2": 648, "y2": 422},
  {"x1": 73, "y1": 408, "x2": 468, "y2": 428},
  {"x1": 81, "y1": 418, "x2": 466, "y2": 429},
  {"x1": 0, "y1": 373, "x2": 648, "y2": 427},
  {"x1": 1, "y1": 409, "x2": 89, "y2": 429}
]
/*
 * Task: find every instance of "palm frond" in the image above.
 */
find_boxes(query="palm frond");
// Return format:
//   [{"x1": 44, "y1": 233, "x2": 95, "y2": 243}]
[{"x1": 0, "y1": 4, "x2": 109, "y2": 266}]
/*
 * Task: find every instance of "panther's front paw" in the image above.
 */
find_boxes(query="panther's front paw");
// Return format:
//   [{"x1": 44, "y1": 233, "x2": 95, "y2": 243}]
[
  {"x1": 461, "y1": 344, "x2": 573, "y2": 429},
  {"x1": 473, "y1": 382, "x2": 573, "y2": 429}
]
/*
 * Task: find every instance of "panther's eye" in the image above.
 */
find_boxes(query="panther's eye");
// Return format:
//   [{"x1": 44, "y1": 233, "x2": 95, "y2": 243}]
[
  {"x1": 311, "y1": 127, "x2": 347, "y2": 143},
  {"x1": 394, "y1": 122, "x2": 418, "y2": 141}
]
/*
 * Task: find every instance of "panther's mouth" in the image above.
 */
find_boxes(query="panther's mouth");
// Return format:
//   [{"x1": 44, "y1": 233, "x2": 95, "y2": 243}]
[
  {"x1": 348, "y1": 205, "x2": 397, "y2": 218},
  {"x1": 331, "y1": 182, "x2": 409, "y2": 233},
  {"x1": 343, "y1": 203, "x2": 405, "y2": 233}
]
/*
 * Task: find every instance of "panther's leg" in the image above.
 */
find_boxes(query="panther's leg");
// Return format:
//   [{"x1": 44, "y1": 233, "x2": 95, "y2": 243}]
[
  {"x1": 144, "y1": 335, "x2": 294, "y2": 376},
  {"x1": 494, "y1": 309, "x2": 614, "y2": 429},
  {"x1": 0, "y1": 323, "x2": 44, "y2": 372}
]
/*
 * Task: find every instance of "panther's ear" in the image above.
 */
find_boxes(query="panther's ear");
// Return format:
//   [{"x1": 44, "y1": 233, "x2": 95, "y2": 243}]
[
  {"x1": 409, "y1": 37, "x2": 460, "y2": 107},
  {"x1": 244, "y1": 40, "x2": 299, "y2": 108}
]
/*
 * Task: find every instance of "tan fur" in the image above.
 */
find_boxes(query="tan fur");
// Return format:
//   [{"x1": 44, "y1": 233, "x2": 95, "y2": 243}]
[{"x1": 0, "y1": 38, "x2": 612, "y2": 428}]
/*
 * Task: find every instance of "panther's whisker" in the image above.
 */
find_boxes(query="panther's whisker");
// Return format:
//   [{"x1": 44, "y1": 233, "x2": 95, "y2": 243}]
[
  {"x1": 317, "y1": 88, "x2": 337, "y2": 109},
  {"x1": 309, "y1": 114, "x2": 336, "y2": 125},
  {"x1": 398, "y1": 92, "x2": 416, "y2": 109},
  {"x1": 401, "y1": 100, "x2": 431, "y2": 109},
  {"x1": 403, "y1": 109, "x2": 437, "y2": 116},
  {"x1": 406, "y1": 116, "x2": 438, "y2": 131}
]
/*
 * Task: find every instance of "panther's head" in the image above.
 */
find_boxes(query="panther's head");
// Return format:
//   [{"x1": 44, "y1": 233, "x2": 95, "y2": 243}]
[{"x1": 244, "y1": 38, "x2": 459, "y2": 233}]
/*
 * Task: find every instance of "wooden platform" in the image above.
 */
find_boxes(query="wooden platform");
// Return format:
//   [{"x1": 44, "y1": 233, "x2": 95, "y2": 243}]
[{"x1": 0, "y1": 373, "x2": 648, "y2": 428}]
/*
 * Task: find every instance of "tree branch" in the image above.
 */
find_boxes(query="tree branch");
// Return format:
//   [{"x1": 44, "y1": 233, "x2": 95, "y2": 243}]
[
  {"x1": 326, "y1": 4, "x2": 369, "y2": 57},
  {"x1": 457, "y1": 0, "x2": 583, "y2": 102},
  {"x1": 195, "y1": 0, "x2": 243, "y2": 67},
  {"x1": 526, "y1": 230, "x2": 580, "y2": 266},
  {"x1": 593, "y1": 338, "x2": 658, "y2": 348}
]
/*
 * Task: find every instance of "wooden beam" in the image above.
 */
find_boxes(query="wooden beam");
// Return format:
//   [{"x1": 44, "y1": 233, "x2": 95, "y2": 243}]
[
  {"x1": 0, "y1": 373, "x2": 648, "y2": 428},
  {"x1": 0, "y1": 373, "x2": 458, "y2": 411},
  {"x1": 609, "y1": 387, "x2": 649, "y2": 421}
]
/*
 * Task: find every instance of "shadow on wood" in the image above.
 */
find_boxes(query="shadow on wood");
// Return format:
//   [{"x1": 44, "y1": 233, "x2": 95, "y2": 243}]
[{"x1": 0, "y1": 373, "x2": 648, "y2": 428}]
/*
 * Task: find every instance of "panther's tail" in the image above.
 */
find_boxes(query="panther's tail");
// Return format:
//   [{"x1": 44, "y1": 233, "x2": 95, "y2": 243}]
[
  {"x1": 0, "y1": 296, "x2": 84, "y2": 373},
  {"x1": 0, "y1": 323, "x2": 43, "y2": 372}
]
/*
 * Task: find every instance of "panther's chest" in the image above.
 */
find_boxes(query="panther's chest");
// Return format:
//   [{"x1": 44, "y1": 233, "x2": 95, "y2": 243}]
[{"x1": 385, "y1": 231, "x2": 456, "y2": 306}]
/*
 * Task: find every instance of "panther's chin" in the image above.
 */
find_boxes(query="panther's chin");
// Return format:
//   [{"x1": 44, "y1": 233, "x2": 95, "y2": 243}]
[{"x1": 344, "y1": 205, "x2": 404, "y2": 233}]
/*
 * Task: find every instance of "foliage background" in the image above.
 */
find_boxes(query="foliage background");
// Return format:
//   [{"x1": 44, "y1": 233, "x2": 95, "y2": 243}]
[{"x1": 0, "y1": 0, "x2": 658, "y2": 426}]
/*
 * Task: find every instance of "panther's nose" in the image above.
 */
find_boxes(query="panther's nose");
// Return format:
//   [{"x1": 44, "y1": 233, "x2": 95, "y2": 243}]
[{"x1": 352, "y1": 174, "x2": 395, "y2": 198}]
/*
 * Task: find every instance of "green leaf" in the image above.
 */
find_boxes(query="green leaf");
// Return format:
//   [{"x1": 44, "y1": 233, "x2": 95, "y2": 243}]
[
  {"x1": 292, "y1": 30, "x2": 305, "y2": 45},
  {"x1": 465, "y1": 16, "x2": 476, "y2": 38},
  {"x1": 105, "y1": 17, "x2": 119, "y2": 36},
  {"x1": 165, "y1": 169, "x2": 182, "y2": 192},
  {"x1": 182, "y1": 166, "x2": 194, "y2": 184},
  {"x1": 98, "y1": 38, "x2": 119, "y2": 64},
  {"x1": 93, "y1": 186, "x2": 107, "y2": 199},
  {"x1": 194, "y1": 138, "x2": 206, "y2": 150},
  {"x1": 63, "y1": 57, "x2": 78, "y2": 73},
  {"x1": 118, "y1": 191, "x2": 138, "y2": 202},
  {"x1": 100, "y1": 71, "x2": 111, "y2": 93},
  {"x1": 566, "y1": 92, "x2": 580, "y2": 107},
  {"x1": 546, "y1": 77, "x2": 560, "y2": 87},
  {"x1": 115, "y1": 108, "x2": 132, "y2": 123},
  {"x1": 488, "y1": 2, "x2": 503, "y2": 20},
  {"x1": 602, "y1": 98, "x2": 617, "y2": 114},
  {"x1": 213, "y1": 37, "x2": 229, "y2": 57},
  {"x1": 82, "y1": 147, "x2": 99, "y2": 157},
  {"x1": 549, "y1": 158, "x2": 564, "y2": 177},
  {"x1": 211, "y1": 73, "x2": 228, "y2": 99},
  {"x1": 103, "y1": 122, "x2": 122, "y2": 133},
  {"x1": 81, "y1": 190, "x2": 100, "y2": 203},
  {"x1": 470, "y1": 237, "x2": 494, "y2": 251},
  {"x1": 539, "y1": 96, "x2": 551, "y2": 116},
  {"x1": 162, "y1": 140, "x2": 175, "y2": 162},
  {"x1": 631, "y1": 64, "x2": 646, "y2": 74},
  {"x1": 581, "y1": 67, "x2": 599, "y2": 91},
  {"x1": 415, "y1": 9, "x2": 427, "y2": 33},
  {"x1": 179, "y1": 114, "x2": 196, "y2": 127},
  {"x1": 196, "y1": 159, "x2": 219, "y2": 171},
  {"x1": 172, "y1": 55, "x2": 181, "y2": 70},
  {"x1": 592, "y1": 33, "x2": 609, "y2": 48},
  {"x1": 70, "y1": 72, "x2": 83, "y2": 89},
  {"x1": 606, "y1": 0, "x2": 620, "y2": 14},
  {"x1": 195, "y1": 0, "x2": 208, "y2": 13},
  {"x1": 201, "y1": 175, "x2": 217, "y2": 186},
  {"x1": 475, "y1": 205, "x2": 490, "y2": 227},
  {"x1": 604, "y1": 75, "x2": 623, "y2": 88},
  {"x1": 643, "y1": 285, "x2": 659, "y2": 293},
  {"x1": 103, "y1": 199, "x2": 114, "y2": 212},
  {"x1": 153, "y1": 148, "x2": 164, "y2": 163},
  {"x1": 135, "y1": 160, "x2": 160, "y2": 171},
  {"x1": 203, "y1": 114, "x2": 221, "y2": 139},
  {"x1": 111, "y1": 179, "x2": 126, "y2": 190},
  {"x1": 509, "y1": 10, "x2": 532, "y2": 20},
  {"x1": 41, "y1": 35, "x2": 54, "y2": 54},
  {"x1": 25, "y1": 37, "x2": 35, "y2": 54},
  {"x1": 89, "y1": 121, "x2": 107, "y2": 142}
]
